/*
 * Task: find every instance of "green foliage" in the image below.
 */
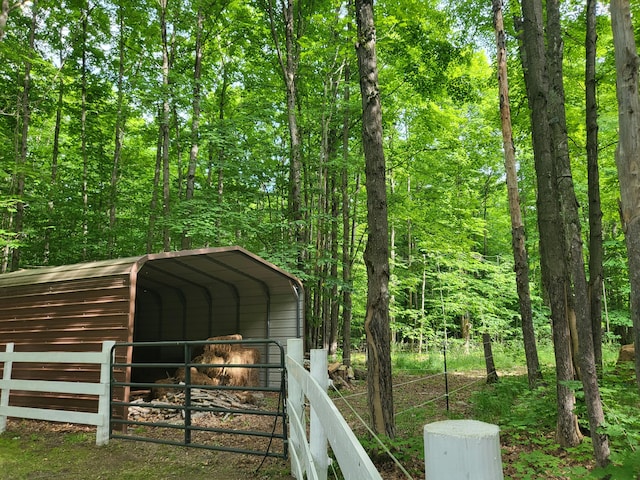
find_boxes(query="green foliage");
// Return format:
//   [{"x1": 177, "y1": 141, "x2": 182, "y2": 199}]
[{"x1": 471, "y1": 354, "x2": 640, "y2": 480}]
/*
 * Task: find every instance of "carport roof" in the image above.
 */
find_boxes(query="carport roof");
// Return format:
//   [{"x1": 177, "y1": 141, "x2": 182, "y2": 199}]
[{"x1": 0, "y1": 246, "x2": 303, "y2": 292}]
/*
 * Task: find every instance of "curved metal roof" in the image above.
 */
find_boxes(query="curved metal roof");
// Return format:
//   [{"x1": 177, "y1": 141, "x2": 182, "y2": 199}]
[{"x1": 0, "y1": 246, "x2": 302, "y2": 292}]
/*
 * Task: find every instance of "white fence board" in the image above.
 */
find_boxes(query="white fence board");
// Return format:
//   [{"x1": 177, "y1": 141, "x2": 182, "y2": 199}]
[
  {"x1": 0, "y1": 341, "x2": 114, "y2": 445},
  {"x1": 0, "y1": 379, "x2": 107, "y2": 396},
  {"x1": 286, "y1": 339, "x2": 382, "y2": 480}
]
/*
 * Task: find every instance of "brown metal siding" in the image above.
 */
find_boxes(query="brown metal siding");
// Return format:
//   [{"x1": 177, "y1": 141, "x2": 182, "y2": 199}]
[{"x1": 0, "y1": 274, "x2": 131, "y2": 413}]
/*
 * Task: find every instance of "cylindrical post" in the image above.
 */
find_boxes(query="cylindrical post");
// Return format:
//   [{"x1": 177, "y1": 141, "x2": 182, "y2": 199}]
[
  {"x1": 310, "y1": 348, "x2": 329, "y2": 480},
  {"x1": 424, "y1": 419, "x2": 503, "y2": 480}
]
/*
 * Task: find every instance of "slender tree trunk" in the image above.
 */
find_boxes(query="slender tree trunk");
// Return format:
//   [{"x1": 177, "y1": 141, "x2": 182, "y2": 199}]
[
  {"x1": 329, "y1": 141, "x2": 340, "y2": 356},
  {"x1": 160, "y1": 0, "x2": 171, "y2": 252},
  {"x1": 147, "y1": 108, "x2": 163, "y2": 254},
  {"x1": 182, "y1": 6, "x2": 204, "y2": 250},
  {"x1": 266, "y1": 0, "x2": 303, "y2": 255},
  {"x1": 11, "y1": 0, "x2": 36, "y2": 271},
  {"x1": 518, "y1": 0, "x2": 582, "y2": 448},
  {"x1": 341, "y1": 54, "x2": 353, "y2": 368},
  {"x1": 585, "y1": 0, "x2": 604, "y2": 373},
  {"x1": 355, "y1": 0, "x2": 395, "y2": 439},
  {"x1": 493, "y1": 0, "x2": 541, "y2": 388},
  {"x1": 109, "y1": 2, "x2": 125, "y2": 257},
  {"x1": 47, "y1": 56, "x2": 64, "y2": 265},
  {"x1": 81, "y1": 8, "x2": 89, "y2": 260},
  {"x1": 611, "y1": 0, "x2": 640, "y2": 393}
]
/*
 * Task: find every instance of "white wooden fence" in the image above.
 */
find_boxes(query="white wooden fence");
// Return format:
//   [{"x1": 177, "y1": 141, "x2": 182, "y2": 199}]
[
  {"x1": 0, "y1": 341, "x2": 114, "y2": 446},
  {"x1": 286, "y1": 338, "x2": 382, "y2": 480}
]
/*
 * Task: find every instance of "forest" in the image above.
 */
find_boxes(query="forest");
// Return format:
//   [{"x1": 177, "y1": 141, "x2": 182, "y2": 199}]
[{"x1": 1, "y1": 0, "x2": 640, "y2": 474}]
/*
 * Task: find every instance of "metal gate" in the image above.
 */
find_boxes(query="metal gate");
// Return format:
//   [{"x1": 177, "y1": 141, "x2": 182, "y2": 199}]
[{"x1": 109, "y1": 339, "x2": 288, "y2": 459}]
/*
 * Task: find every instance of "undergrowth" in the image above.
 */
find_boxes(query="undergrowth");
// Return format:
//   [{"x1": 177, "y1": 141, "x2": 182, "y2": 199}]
[{"x1": 471, "y1": 359, "x2": 640, "y2": 479}]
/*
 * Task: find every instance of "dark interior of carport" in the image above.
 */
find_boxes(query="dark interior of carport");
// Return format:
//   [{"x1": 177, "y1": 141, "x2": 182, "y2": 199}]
[{"x1": 127, "y1": 248, "x2": 303, "y2": 385}]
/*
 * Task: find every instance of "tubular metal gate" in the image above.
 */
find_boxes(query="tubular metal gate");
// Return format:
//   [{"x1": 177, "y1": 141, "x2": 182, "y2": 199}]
[{"x1": 109, "y1": 339, "x2": 288, "y2": 459}]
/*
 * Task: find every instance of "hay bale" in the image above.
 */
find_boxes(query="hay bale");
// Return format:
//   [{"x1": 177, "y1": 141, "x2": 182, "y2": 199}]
[
  {"x1": 152, "y1": 376, "x2": 181, "y2": 400},
  {"x1": 617, "y1": 344, "x2": 635, "y2": 363},
  {"x1": 193, "y1": 352, "x2": 226, "y2": 379},
  {"x1": 175, "y1": 366, "x2": 220, "y2": 386},
  {"x1": 222, "y1": 348, "x2": 260, "y2": 387},
  {"x1": 203, "y1": 334, "x2": 243, "y2": 357}
]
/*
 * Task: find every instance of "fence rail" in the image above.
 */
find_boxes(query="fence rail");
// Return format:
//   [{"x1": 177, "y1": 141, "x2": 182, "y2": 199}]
[
  {"x1": 286, "y1": 338, "x2": 382, "y2": 480},
  {"x1": 0, "y1": 341, "x2": 114, "y2": 445}
]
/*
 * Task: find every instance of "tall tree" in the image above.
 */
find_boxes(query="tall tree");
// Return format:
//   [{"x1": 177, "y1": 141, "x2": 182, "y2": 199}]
[
  {"x1": 355, "y1": 0, "x2": 395, "y2": 439},
  {"x1": 182, "y1": 3, "x2": 204, "y2": 251},
  {"x1": 492, "y1": 0, "x2": 541, "y2": 388},
  {"x1": 585, "y1": 0, "x2": 604, "y2": 372},
  {"x1": 546, "y1": 0, "x2": 609, "y2": 466},
  {"x1": 10, "y1": 0, "x2": 37, "y2": 271},
  {"x1": 611, "y1": 0, "x2": 640, "y2": 392},
  {"x1": 160, "y1": 0, "x2": 171, "y2": 252},
  {"x1": 518, "y1": 0, "x2": 582, "y2": 448},
  {"x1": 264, "y1": 0, "x2": 303, "y2": 255},
  {"x1": 109, "y1": 0, "x2": 126, "y2": 257}
]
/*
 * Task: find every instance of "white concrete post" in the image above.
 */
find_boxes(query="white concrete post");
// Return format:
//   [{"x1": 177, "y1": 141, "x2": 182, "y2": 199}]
[
  {"x1": 424, "y1": 419, "x2": 504, "y2": 480},
  {"x1": 310, "y1": 349, "x2": 329, "y2": 480}
]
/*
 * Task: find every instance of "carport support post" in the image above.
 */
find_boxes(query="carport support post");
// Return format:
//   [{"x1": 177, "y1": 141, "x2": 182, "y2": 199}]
[{"x1": 310, "y1": 349, "x2": 329, "y2": 480}]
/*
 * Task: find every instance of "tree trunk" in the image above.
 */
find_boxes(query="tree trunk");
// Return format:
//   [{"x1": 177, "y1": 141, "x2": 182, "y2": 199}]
[
  {"x1": 483, "y1": 333, "x2": 499, "y2": 384},
  {"x1": 11, "y1": 0, "x2": 36, "y2": 271},
  {"x1": 492, "y1": 0, "x2": 541, "y2": 388},
  {"x1": 182, "y1": 6, "x2": 204, "y2": 251},
  {"x1": 266, "y1": 0, "x2": 303, "y2": 257},
  {"x1": 160, "y1": 0, "x2": 171, "y2": 252},
  {"x1": 546, "y1": 0, "x2": 609, "y2": 465},
  {"x1": 109, "y1": 2, "x2": 125, "y2": 258},
  {"x1": 341, "y1": 55, "x2": 354, "y2": 367},
  {"x1": 518, "y1": 0, "x2": 582, "y2": 448},
  {"x1": 585, "y1": 0, "x2": 604, "y2": 374},
  {"x1": 81, "y1": 9, "x2": 89, "y2": 260},
  {"x1": 0, "y1": 0, "x2": 10, "y2": 42},
  {"x1": 329, "y1": 156, "x2": 340, "y2": 356},
  {"x1": 147, "y1": 109, "x2": 163, "y2": 254},
  {"x1": 611, "y1": 0, "x2": 640, "y2": 393},
  {"x1": 355, "y1": 0, "x2": 395, "y2": 439},
  {"x1": 47, "y1": 56, "x2": 64, "y2": 265}
]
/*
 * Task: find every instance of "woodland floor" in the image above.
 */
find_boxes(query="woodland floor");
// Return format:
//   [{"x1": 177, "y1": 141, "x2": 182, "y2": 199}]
[{"x1": 0, "y1": 369, "x2": 598, "y2": 480}]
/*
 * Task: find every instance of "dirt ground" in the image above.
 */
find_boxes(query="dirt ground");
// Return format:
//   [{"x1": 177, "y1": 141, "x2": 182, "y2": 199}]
[
  {"x1": 5, "y1": 368, "x2": 601, "y2": 480},
  {"x1": 1, "y1": 371, "x2": 485, "y2": 480}
]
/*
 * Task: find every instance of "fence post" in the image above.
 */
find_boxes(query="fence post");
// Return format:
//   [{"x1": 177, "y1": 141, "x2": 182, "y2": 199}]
[
  {"x1": 287, "y1": 338, "x2": 305, "y2": 479},
  {"x1": 424, "y1": 419, "x2": 504, "y2": 480},
  {"x1": 95, "y1": 340, "x2": 115, "y2": 446},
  {"x1": 0, "y1": 343, "x2": 15, "y2": 434},
  {"x1": 310, "y1": 349, "x2": 329, "y2": 480}
]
